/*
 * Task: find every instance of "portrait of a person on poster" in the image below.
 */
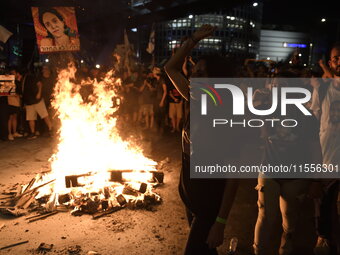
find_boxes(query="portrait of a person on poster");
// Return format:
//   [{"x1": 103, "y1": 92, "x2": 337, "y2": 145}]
[{"x1": 31, "y1": 7, "x2": 80, "y2": 53}]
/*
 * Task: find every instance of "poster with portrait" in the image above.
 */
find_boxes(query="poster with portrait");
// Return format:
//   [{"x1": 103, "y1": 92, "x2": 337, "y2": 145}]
[
  {"x1": 31, "y1": 7, "x2": 80, "y2": 54},
  {"x1": 0, "y1": 75, "x2": 15, "y2": 96}
]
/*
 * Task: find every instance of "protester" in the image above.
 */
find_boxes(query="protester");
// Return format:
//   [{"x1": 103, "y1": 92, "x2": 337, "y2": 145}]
[
  {"x1": 7, "y1": 68, "x2": 24, "y2": 140},
  {"x1": 23, "y1": 71, "x2": 53, "y2": 139},
  {"x1": 39, "y1": 65, "x2": 55, "y2": 109},
  {"x1": 165, "y1": 24, "x2": 239, "y2": 255},
  {"x1": 152, "y1": 67, "x2": 167, "y2": 133},
  {"x1": 168, "y1": 82, "x2": 182, "y2": 132},
  {"x1": 128, "y1": 69, "x2": 143, "y2": 124},
  {"x1": 310, "y1": 42, "x2": 340, "y2": 255},
  {"x1": 120, "y1": 69, "x2": 140, "y2": 123},
  {"x1": 139, "y1": 72, "x2": 156, "y2": 130},
  {"x1": 252, "y1": 71, "x2": 323, "y2": 255}
]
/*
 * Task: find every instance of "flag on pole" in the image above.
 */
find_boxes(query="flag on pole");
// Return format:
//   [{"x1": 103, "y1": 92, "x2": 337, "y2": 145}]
[
  {"x1": 146, "y1": 25, "x2": 155, "y2": 54},
  {"x1": 0, "y1": 25, "x2": 13, "y2": 44}
]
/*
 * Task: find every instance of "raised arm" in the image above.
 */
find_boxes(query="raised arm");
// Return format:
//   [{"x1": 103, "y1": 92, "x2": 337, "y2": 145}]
[
  {"x1": 165, "y1": 24, "x2": 216, "y2": 101},
  {"x1": 319, "y1": 59, "x2": 333, "y2": 78}
]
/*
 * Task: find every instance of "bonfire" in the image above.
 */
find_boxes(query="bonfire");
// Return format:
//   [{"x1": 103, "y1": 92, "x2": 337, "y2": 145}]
[{"x1": 0, "y1": 64, "x2": 164, "y2": 221}]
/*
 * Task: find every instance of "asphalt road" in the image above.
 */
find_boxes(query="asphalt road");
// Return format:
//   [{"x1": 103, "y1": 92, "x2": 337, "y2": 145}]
[{"x1": 0, "y1": 132, "x2": 317, "y2": 255}]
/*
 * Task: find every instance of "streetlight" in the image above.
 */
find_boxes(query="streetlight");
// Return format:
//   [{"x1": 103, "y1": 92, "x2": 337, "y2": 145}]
[
  {"x1": 95, "y1": 64, "x2": 100, "y2": 69},
  {"x1": 189, "y1": 14, "x2": 193, "y2": 19},
  {"x1": 253, "y1": 2, "x2": 258, "y2": 7},
  {"x1": 321, "y1": 18, "x2": 326, "y2": 22},
  {"x1": 45, "y1": 59, "x2": 49, "y2": 63}
]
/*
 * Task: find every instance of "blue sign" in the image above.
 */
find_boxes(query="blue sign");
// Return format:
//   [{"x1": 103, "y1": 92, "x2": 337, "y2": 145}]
[{"x1": 286, "y1": 43, "x2": 307, "y2": 48}]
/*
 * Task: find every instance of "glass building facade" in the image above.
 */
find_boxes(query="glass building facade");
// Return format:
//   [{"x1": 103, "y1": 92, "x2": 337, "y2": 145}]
[{"x1": 153, "y1": 3, "x2": 263, "y2": 64}]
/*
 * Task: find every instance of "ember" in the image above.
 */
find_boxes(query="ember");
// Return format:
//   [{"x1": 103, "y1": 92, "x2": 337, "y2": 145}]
[{"x1": 0, "y1": 64, "x2": 165, "y2": 220}]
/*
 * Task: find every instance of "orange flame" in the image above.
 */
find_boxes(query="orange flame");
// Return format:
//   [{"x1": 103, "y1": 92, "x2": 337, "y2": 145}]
[{"x1": 37, "y1": 64, "x2": 156, "y2": 196}]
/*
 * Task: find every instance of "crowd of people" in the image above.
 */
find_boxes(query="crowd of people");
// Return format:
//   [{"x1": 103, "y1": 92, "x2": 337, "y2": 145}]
[
  {"x1": 0, "y1": 65, "x2": 55, "y2": 140},
  {"x1": 0, "y1": 32, "x2": 329, "y2": 143},
  {"x1": 0, "y1": 54, "x2": 186, "y2": 141},
  {"x1": 165, "y1": 25, "x2": 339, "y2": 255},
  {"x1": 0, "y1": 23, "x2": 338, "y2": 255}
]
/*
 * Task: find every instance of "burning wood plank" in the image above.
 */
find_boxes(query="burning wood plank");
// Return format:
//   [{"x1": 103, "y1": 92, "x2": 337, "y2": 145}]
[
  {"x1": 0, "y1": 240, "x2": 29, "y2": 250},
  {"x1": 0, "y1": 195, "x2": 15, "y2": 200},
  {"x1": 58, "y1": 194, "x2": 71, "y2": 204},
  {"x1": 16, "y1": 191, "x2": 39, "y2": 209},
  {"x1": 22, "y1": 177, "x2": 37, "y2": 194},
  {"x1": 15, "y1": 179, "x2": 55, "y2": 201},
  {"x1": 65, "y1": 174, "x2": 91, "y2": 188},
  {"x1": 64, "y1": 170, "x2": 164, "y2": 188},
  {"x1": 2, "y1": 207, "x2": 27, "y2": 216},
  {"x1": 0, "y1": 179, "x2": 56, "y2": 217},
  {"x1": 123, "y1": 182, "x2": 148, "y2": 195},
  {"x1": 1, "y1": 172, "x2": 162, "y2": 218},
  {"x1": 1, "y1": 191, "x2": 17, "y2": 195},
  {"x1": 115, "y1": 194, "x2": 127, "y2": 206},
  {"x1": 27, "y1": 211, "x2": 58, "y2": 223},
  {"x1": 109, "y1": 170, "x2": 164, "y2": 183}
]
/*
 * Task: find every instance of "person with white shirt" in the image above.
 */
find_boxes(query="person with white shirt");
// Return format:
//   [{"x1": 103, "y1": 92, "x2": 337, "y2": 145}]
[{"x1": 310, "y1": 42, "x2": 340, "y2": 255}]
